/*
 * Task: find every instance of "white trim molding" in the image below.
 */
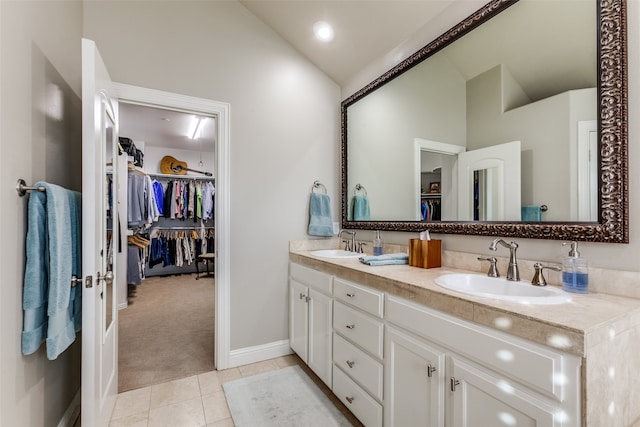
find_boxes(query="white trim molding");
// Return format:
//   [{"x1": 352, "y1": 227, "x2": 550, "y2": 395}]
[
  {"x1": 112, "y1": 83, "x2": 232, "y2": 369},
  {"x1": 57, "y1": 390, "x2": 81, "y2": 427},
  {"x1": 228, "y1": 340, "x2": 294, "y2": 368}
]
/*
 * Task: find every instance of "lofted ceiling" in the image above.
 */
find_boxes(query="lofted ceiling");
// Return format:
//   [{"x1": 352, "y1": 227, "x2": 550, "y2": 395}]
[
  {"x1": 239, "y1": 0, "x2": 456, "y2": 87},
  {"x1": 119, "y1": 1, "x2": 596, "y2": 152}
]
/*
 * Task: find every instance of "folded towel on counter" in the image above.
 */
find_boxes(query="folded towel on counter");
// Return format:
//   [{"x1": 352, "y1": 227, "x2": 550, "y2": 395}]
[
  {"x1": 521, "y1": 205, "x2": 542, "y2": 222},
  {"x1": 308, "y1": 192, "x2": 333, "y2": 237},
  {"x1": 22, "y1": 182, "x2": 82, "y2": 360},
  {"x1": 352, "y1": 195, "x2": 370, "y2": 220},
  {"x1": 359, "y1": 253, "x2": 409, "y2": 266}
]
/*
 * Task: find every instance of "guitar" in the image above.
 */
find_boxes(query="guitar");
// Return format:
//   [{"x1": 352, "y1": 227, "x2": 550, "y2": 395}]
[{"x1": 160, "y1": 156, "x2": 213, "y2": 176}]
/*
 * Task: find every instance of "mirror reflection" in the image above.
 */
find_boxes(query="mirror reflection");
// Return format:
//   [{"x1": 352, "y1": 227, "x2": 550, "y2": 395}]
[
  {"x1": 104, "y1": 103, "x2": 115, "y2": 333},
  {"x1": 346, "y1": 0, "x2": 596, "y2": 223}
]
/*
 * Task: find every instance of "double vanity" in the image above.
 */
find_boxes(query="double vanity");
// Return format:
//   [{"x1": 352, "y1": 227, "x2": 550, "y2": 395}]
[{"x1": 289, "y1": 240, "x2": 640, "y2": 427}]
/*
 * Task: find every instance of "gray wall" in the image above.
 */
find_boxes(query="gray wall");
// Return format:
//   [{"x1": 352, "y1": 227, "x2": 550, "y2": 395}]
[
  {"x1": 0, "y1": 1, "x2": 83, "y2": 425},
  {"x1": 343, "y1": 0, "x2": 640, "y2": 273},
  {"x1": 83, "y1": 0, "x2": 341, "y2": 351}
]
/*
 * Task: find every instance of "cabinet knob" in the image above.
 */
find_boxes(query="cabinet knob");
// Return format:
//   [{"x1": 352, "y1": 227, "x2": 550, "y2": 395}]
[
  {"x1": 427, "y1": 364, "x2": 436, "y2": 378},
  {"x1": 346, "y1": 360, "x2": 355, "y2": 368},
  {"x1": 345, "y1": 324, "x2": 355, "y2": 330},
  {"x1": 345, "y1": 396, "x2": 355, "y2": 404}
]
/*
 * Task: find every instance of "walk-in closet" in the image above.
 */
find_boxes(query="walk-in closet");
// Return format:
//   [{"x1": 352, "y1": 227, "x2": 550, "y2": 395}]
[{"x1": 117, "y1": 102, "x2": 216, "y2": 392}]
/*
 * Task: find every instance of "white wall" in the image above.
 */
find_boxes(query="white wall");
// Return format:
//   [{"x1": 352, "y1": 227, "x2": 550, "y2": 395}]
[
  {"x1": 0, "y1": 1, "x2": 83, "y2": 425},
  {"x1": 344, "y1": 0, "x2": 640, "y2": 273},
  {"x1": 347, "y1": 54, "x2": 466, "y2": 220},
  {"x1": 83, "y1": 1, "x2": 341, "y2": 351},
  {"x1": 466, "y1": 65, "x2": 596, "y2": 221}
]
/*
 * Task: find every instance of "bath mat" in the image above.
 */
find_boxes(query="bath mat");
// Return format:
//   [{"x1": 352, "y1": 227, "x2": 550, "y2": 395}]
[{"x1": 222, "y1": 365, "x2": 351, "y2": 426}]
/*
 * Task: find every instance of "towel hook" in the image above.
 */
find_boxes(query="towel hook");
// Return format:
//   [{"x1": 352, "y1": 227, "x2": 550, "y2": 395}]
[
  {"x1": 312, "y1": 180, "x2": 327, "y2": 194},
  {"x1": 16, "y1": 179, "x2": 45, "y2": 197},
  {"x1": 541, "y1": 205, "x2": 548, "y2": 212}
]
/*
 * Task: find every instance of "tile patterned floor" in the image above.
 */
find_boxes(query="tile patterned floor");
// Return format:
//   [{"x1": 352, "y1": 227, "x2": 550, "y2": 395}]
[{"x1": 107, "y1": 355, "x2": 361, "y2": 427}]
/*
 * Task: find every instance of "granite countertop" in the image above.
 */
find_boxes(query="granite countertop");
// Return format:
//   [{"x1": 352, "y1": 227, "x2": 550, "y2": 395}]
[{"x1": 289, "y1": 245, "x2": 640, "y2": 358}]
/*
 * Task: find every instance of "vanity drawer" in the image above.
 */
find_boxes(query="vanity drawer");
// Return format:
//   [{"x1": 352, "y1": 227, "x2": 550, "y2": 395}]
[
  {"x1": 386, "y1": 295, "x2": 575, "y2": 402},
  {"x1": 334, "y1": 301, "x2": 383, "y2": 359},
  {"x1": 333, "y1": 365, "x2": 383, "y2": 427},
  {"x1": 334, "y1": 277, "x2": 384, "y2": 318},
  {"x1": 333, "y1": 333, "x2": 383, "y2": 400},
  {"x1": 289, "y1": 262, "x2": 332, "y2": 295}
]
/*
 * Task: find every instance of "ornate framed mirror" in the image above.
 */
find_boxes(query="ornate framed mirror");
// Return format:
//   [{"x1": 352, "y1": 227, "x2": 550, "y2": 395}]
[{"x1": 341, "y1": 0, "x2": 627, "y2": 243}]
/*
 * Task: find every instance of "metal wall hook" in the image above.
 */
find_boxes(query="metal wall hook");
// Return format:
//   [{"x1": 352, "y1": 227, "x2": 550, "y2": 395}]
[{"x1": 16, "y1": 179, "x2": 45, "y2": 197}]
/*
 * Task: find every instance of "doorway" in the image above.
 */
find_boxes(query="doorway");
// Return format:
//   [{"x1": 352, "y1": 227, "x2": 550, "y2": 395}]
[
  {"x1": 117, "y1": 101, "x2": 217, "y2": 391},
  {"x1": 112, "y1": 83, "x2": 232, "y2": 385}
]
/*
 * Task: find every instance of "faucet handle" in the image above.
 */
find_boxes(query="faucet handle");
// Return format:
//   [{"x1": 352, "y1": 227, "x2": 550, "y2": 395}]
[
  {"x1": 356, "y1": 241, "x2": 366, "y2": 254},
  {"x1": 531, "y1": 262, "x2": 562, "y2": 286},
  {"x1": 342, "y1": 239, "x2": 351, "y2": 251},
  {"x1": 478, "y1": 257, "x2": 499, "y2": 277}
]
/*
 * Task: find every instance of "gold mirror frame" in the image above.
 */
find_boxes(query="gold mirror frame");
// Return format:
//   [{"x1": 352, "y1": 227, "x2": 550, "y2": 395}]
[{"x1": 341, "y1": 0, "x2": 628, "y2": 243}]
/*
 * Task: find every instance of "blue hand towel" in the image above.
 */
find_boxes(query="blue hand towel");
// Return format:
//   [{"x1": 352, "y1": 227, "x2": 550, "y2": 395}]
[
  {"x1": 308, "y1": 192, "x2": 333, "y2": 237},
  {"x1": 521, "y1": 205, "x2": 542, "y2": 222},
  {"x1": 22, "y1": 182, "x2": 82, "y2": 359},
  {"x1": 359, "y1": 253, "x2": 409, "y2": 266},
  {"x1": 352, "y1": 195, "x2": 370, "y2": 220},
  {"x1": 22, "y1": 189, "x2": 49, "y2": 355}
]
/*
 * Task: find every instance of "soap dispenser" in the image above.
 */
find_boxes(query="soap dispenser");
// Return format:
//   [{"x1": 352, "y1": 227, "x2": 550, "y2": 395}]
[
  {"x1": 561, "y1": 241, "x2": 589, "y2": 294},
  {"x1": 373, "y1": 230, "x2": 383, "y2": 256}
]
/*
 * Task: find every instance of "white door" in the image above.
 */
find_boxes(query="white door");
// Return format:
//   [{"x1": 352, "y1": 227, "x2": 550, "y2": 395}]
[
  {"x1": 449, "y1": 356, "x2": 557, "y2": 427},
  {"x1": 307, "y1": 288, "x2": 333, "y2": 387},
  {"x1": 289, "y1": 279, "x2": 309, "y2": 362},
  {"x1": 81, "y1": 38, "x2": 119, "y2": 427},
  {"x1": 385, "y1": 326, "x2": 445, "y2": 427},
  {"x1": 457, "y1": 141, "x2": 521, "y2": 221}
]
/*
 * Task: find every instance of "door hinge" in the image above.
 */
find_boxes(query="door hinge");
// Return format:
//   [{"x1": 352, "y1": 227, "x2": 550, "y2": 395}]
[{"x1": 85, "y1": 275, "x2": 93, "y2": 288}]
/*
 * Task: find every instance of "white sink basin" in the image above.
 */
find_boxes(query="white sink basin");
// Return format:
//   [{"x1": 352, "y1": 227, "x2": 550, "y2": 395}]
[
  {"x1": 310, "y1": 249, "x2": 362, "y2": 259},
  {"x1": 434, "y1": 273, "x2": 572, "y2": 305}
]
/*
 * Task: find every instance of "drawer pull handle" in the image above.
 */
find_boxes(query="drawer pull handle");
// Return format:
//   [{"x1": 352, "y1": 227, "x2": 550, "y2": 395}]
[
  {"x1": 345, "y1": 324, "x2": 355, "y2": 330},
  {"x1": 346, "y1": 360, "x2": 355, "y2": 368},
  {"x1": 346, "y1": 292, "x2": 355, "y2": 297},
  {"x1": 299, "y1": 293, "x2": 306, "y2": 300},
  {"x1": 450, "y1": 377, "x2": 460, "y2": 392},
  {"x1": 345, "y1": 396, "x2": 355, "y2": 404},
  {"x1": 427, "y1": 364, "x2": 436, "y2": 378}
]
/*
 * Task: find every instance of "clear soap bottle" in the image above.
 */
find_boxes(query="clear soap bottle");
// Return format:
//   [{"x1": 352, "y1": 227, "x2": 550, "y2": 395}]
[
  {"x1": 561, "y1": 241, "x2": 589, "y2": 293},
  {"x1": 373, "y1": 230, "x2": 383, "y2": 256}
]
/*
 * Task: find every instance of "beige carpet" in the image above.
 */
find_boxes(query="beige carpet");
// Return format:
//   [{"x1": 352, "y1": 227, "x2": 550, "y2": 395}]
[{"x1": 118, "y1": 273, "x2": 215, "y2": 392}]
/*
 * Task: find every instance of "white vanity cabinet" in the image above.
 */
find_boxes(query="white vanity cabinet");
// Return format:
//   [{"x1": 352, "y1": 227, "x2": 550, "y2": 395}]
[
  {"x1": 332, "y1": 277, "x2": 385, "y2": 427},
  {"x1": 386, "y1": 295, "x2": 582, "y2": 427},
  {"x1": 288, "y1": 262, "x2": 333, "y2": 387}
]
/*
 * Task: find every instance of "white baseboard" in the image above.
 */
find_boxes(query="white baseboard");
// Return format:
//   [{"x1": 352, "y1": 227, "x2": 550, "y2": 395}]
[
  {"x1": 227, "y1": 339, "x2": 293, "y2": 368},
  {"x1": 57, "y1": 389, "x2": 81, "y2": 427}
]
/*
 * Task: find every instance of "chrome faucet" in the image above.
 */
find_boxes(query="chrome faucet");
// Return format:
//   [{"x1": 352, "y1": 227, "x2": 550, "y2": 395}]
[
  {"x1": 338, "y1": 230, "x2": 356, "y2": 252},
  {"x1": 489, "y1": 238, "x2": 519, "y2": 281}
]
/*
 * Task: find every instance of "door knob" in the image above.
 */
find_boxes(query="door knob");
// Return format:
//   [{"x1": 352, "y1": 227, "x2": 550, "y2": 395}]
[{"x1": 97, "y1": 270, "x2": 114, "y2": 286}]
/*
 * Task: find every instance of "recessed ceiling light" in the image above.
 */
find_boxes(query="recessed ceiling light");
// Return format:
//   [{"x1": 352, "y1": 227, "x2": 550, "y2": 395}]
[{"x1": 313, "y1": 21, "x2": 334, "y2": 42}]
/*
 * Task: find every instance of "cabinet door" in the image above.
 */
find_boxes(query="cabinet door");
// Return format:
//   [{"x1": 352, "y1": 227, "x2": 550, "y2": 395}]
[
  {"x1": 308, "y1": 288, "x2": 333, "y2": 387},
  {"x1": 385, "y1": 326, "x2": 446, "y2": 427},
  {"x1": 289, "y1": 279, "x2": 308, "y2": 362},
  {"x1": 449, "y1": 356, "x2": 560, "y2": 427}
]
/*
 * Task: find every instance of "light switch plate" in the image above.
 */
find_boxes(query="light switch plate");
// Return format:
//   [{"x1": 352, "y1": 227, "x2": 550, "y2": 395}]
[{"x1": 333, "y1": 222, "x2": 339, "y2": 235}]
